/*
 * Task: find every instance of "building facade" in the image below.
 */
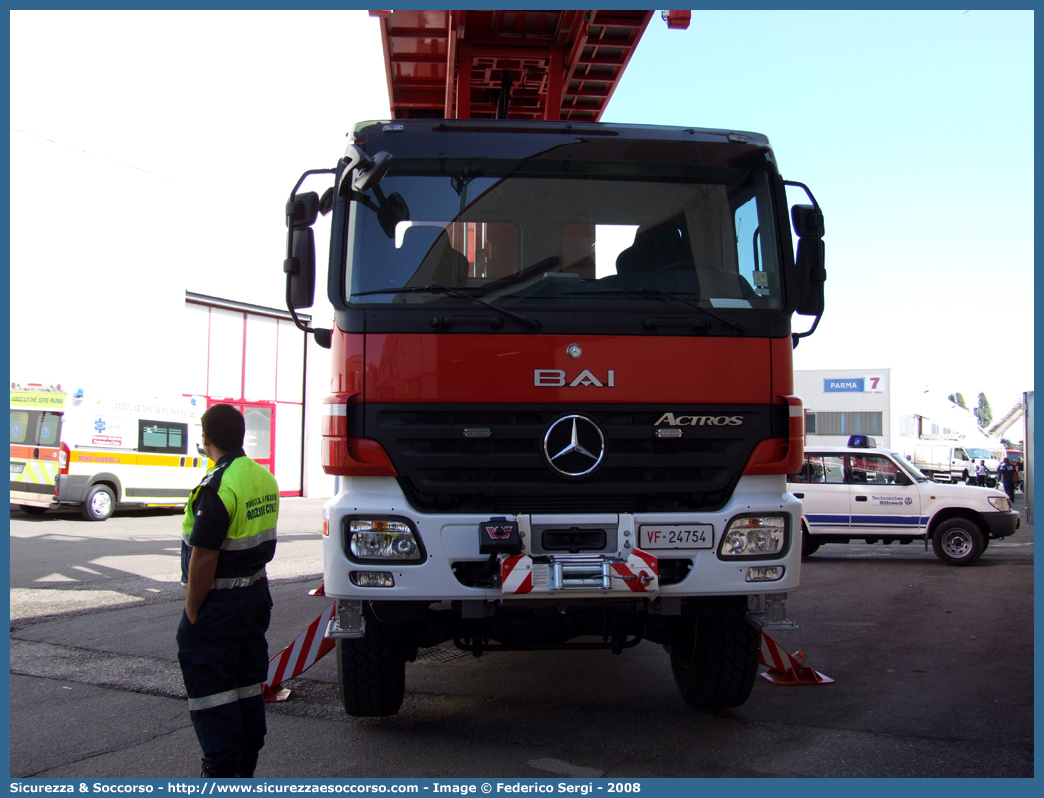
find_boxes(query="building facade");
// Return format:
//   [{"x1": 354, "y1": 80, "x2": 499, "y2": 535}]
[
  {"x1": 794, "y1": 368, "x2": 1003, "y2": 460},
  {"x1": 183, "y1": 292, "x2": 333, "y2": 498}
]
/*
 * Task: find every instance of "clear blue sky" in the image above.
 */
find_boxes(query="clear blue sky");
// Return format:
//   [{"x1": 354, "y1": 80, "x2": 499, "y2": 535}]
[
  {"x1": 605, "y1": 10, "x2": 1034, "y2": 415},
  {"x1": 9, "y1": 10, "x2": 1034, "y2": 417}
]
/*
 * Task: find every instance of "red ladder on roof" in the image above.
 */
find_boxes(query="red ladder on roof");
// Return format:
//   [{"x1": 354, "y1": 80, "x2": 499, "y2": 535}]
[{"x1": 369, "y1": 9, "x2": 690, "y2": 122}]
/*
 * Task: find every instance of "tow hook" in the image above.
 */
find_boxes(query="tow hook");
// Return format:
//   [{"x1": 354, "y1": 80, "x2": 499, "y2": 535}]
[{"x1": 616, "y1": 570, "x2": 654, "y2": 587}]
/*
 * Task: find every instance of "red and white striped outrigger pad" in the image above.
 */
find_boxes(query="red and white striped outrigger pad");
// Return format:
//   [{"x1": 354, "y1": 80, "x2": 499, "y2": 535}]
[
  {"x1": 759, "y1": 631, "x2": 834, "y2": 686},
  {"x1": 500, "y1": 548, "x2": 659, "y2": 597},
  {"x1": 262, "y1": 601, "x2": 337, "y2": 702}
]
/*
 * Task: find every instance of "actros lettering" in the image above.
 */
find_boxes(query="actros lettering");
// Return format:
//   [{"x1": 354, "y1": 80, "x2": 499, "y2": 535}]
[
  {"x1": 654, "y1": 413, "x2": 744, "y2": 427},
  {"x1": 534, "y1": 369, "x2": 615, "y2": 388}
]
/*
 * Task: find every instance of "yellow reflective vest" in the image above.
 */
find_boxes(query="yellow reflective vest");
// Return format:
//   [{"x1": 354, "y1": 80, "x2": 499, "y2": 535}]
[{"x1": 182, "y1": 454, "x2": 279, "y2": 582}]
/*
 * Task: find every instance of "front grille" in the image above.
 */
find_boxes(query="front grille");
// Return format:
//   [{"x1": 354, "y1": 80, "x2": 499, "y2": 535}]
[{"x1": 366, "y1": 404, "x2": 781, "y2": 514}]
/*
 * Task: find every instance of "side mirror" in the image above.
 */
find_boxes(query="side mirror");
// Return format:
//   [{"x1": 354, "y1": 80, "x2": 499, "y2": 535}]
[
  {"x1": 284, "y1": 227, "x2": 316, "y2": 309},
  {"x1": 286, "y1": 191, "x2": 319, "y2": 229},
  {"x1": 792, "y1": 204, "x2": 826, "y2": 317},
  {"x1": 284, "y1": 190, "x2": 319, "y2": 310},
  {"x1": 791, "y1": 204, "x2": 824, "y2": 238},
  {"x1": 339, "y1": 144, "x2": 393, "y2": 196},
  {"x1": 282, "y1": 169, "x2": 336, "y2": 349}
]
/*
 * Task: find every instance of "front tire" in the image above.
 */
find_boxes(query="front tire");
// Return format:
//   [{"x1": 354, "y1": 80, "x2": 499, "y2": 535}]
[
  {"x1": 80, "y1": 485, "x2": 115, "y2": 521},
  {"x1": 669, "y1": 610, "x2": 761, "y2": 710},
  {"x1": 931, "y1": 518, "x2": 985, "y2": 566},
  {"x1": 335, "y1": 605, "x2": 407, "y2": 717}
]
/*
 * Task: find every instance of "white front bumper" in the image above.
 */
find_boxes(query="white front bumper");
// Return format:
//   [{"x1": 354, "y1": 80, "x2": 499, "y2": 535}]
[{"x1": 322, "y1": 475, "x2": 802, "y2": 601}]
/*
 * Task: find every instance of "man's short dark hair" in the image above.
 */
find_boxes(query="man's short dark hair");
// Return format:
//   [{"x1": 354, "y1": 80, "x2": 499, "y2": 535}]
[{"x1": 201, "y1": 404, "x2": 246, "y2": 453}]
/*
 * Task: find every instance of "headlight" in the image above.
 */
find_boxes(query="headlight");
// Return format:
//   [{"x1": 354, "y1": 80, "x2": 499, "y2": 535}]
[
  {"x1": 719, "y1": 516, "x2": 788, "y2": 559},
  {"x1": 988, "y1": 496, "x2": 1012, "y2": 512},
  {"x1": 347, "y1": 518, "x2": 423, "y2": 562}
]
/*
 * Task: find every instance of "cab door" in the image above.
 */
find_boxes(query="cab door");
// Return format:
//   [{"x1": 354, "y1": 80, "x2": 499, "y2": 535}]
[
  {"x1": 847, "y1": 453, "x2": 922, "y2": 535},
  {"x1": 789, "y1": 453, "x2": 849, "y2": 535}
]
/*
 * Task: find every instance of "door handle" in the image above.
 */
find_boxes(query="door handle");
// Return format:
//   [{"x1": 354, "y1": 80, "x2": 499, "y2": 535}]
[
  {"x1": 855, "y1": 495, "x2": 868, "y2": 502},
  {"x1": 792, "y1": 493, "x2": 805, "y2": 499}
]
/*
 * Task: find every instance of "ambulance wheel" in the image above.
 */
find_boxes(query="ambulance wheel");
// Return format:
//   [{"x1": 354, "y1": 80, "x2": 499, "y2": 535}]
[
  {"x1": 931, "y1": 518, "x2": 984, "y2": 566},
  {"x1": 669, "y1": 610, "x2": 761, "y2": 710},
  {"x1": 19, "y1": 505, "x2": 48, "y2": 515},
  {"x1": 335, "y1": 610, "x2": 406, "y2": 717},
  {"x1": 81, "y1": 485, "x2": 115, "y2": 522},
  {"x1": 801, "y1": 524, "x2": 820, "y2": 558}
]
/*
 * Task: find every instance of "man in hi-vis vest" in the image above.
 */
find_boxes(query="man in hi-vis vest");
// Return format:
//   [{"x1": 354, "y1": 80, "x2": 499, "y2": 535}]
[{"x1": 177, "y1": 403, "x2": 278, "y2": 778}]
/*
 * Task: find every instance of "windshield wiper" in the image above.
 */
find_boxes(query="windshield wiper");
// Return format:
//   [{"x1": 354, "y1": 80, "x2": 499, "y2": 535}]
[
  {"x1": 351, "y1": 284, "x2": 540, "y2": 331},
  {"x1": 564, "y1": 288, "x2": 746, "y2": 332}
]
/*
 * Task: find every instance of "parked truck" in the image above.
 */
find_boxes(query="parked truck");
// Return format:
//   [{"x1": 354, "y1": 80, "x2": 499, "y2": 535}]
[
  {"x1": 913, "y1": 440, "x2": 998, "y2": 487},
  {"x1": 279, "y1": 10, "x2": 826, "y2": 716}
]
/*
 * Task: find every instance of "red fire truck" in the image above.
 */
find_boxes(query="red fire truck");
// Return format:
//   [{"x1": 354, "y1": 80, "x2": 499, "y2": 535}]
[{"x1": 281, "y1": 10, "x2": 825, "y2": 716}]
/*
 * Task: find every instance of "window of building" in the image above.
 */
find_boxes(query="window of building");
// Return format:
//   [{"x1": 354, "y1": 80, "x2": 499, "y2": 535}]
[
  {"x1": 806, "y1": 412, "x2": 817, "y2": 435},
  {"x1": 814, "y1": 411, "x2": 883, "y2": 436},
  {"x1": 139, "y1": 420, "x2": 187, "y2": 454}
]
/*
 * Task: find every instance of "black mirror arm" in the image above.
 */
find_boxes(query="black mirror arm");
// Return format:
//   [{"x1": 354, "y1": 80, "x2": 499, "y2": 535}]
[
  {"x1": 291, "y1": 168, "x2": 336, "y2": 198},
  {"x1": 783, "y1": 179, "x2": 821, "y2": 212},
  {"x1": 282, "y1": 274, "x2": 332, "y2": 349},
  {"x1": 791, "y1": 313, "x2": 822, "y2": 349}
]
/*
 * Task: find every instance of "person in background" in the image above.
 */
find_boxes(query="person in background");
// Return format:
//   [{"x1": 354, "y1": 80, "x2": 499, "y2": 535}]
[
  {"x1": 976, "y1": 459, "x2": 988, "y2": 488},
  {"x1": 997, "y1": 457, "x2": 1017, "y2": 503},
  {"x1": 1015, "y1": 457, "x2": 1024, "y2": 492},
  {"x1": 177, "y1": 403, "x2": 280, "y2": 778}
]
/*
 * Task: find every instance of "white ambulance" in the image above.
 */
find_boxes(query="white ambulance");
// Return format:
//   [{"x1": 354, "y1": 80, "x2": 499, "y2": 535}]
[{"x1": 10, "y1": 384, "x2": 210, "y2": 521}]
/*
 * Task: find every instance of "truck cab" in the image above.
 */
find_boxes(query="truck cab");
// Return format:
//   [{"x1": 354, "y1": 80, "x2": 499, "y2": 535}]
[{"x1": 284, "y1": 117, "x2": 825, "y2": 716}]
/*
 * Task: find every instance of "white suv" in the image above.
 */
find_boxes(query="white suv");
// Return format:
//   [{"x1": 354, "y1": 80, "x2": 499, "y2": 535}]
[{"x1": 788, "y1": 442, "x2": 1020, "y2": 566}]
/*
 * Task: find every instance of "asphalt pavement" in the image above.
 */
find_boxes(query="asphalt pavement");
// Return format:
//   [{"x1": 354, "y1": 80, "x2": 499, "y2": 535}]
[{"x1": 8, "y1": 494, "x2": 1035, "y2": 778}]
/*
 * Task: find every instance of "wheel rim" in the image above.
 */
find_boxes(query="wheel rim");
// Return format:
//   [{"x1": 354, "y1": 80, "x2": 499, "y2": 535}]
[
  {"x1": 941, "y1": 529, "x2": 972, "y2": 558},
  {"x1": 91, "y1": 491, "x2": 112, "y2": 517}
]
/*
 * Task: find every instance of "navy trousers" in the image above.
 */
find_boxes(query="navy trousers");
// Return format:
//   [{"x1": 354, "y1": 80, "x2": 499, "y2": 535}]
[{"x1": 177, "y1": 579, "x2": 272, "y2": 775}]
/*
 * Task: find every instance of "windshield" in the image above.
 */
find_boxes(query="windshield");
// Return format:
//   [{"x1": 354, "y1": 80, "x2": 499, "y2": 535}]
[
  {"x1": 894, "y1": 455, "x2": 930, "y2": 483},
  {"x1": 965, "y1": 447, "x2": 991, "y2": 459},
  {"x1": 346, "y1": 158, "x2": 783, "y2": 312}
]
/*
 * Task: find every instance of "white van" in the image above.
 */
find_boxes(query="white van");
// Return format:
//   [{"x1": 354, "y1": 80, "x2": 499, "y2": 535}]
[
  {"x1": 912, "y1": 441, "x2": 999, "y2": 487},
  {"x1": 10, "y1": 385, "x2": 209, "y2": 521}
]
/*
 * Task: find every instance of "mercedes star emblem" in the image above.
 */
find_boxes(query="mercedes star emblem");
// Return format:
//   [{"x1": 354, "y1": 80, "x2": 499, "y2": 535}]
[{"x1": 543, "y1": 414, "x2": 605, "y2": 478}]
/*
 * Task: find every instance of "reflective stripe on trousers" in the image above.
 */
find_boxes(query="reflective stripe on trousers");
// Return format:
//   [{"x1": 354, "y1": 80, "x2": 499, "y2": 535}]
[
  {"x1": 187, "y1": 683, "x2": 263, "y2": 711},
  {"x1": 211, "y1": 567, "x2": 267, "y2": 590}
]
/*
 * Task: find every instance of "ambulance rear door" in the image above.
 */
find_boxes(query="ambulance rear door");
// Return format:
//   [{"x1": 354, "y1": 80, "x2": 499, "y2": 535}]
[{"x1": 10, "y1": 390, "x2": 65, "y2": 508}]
